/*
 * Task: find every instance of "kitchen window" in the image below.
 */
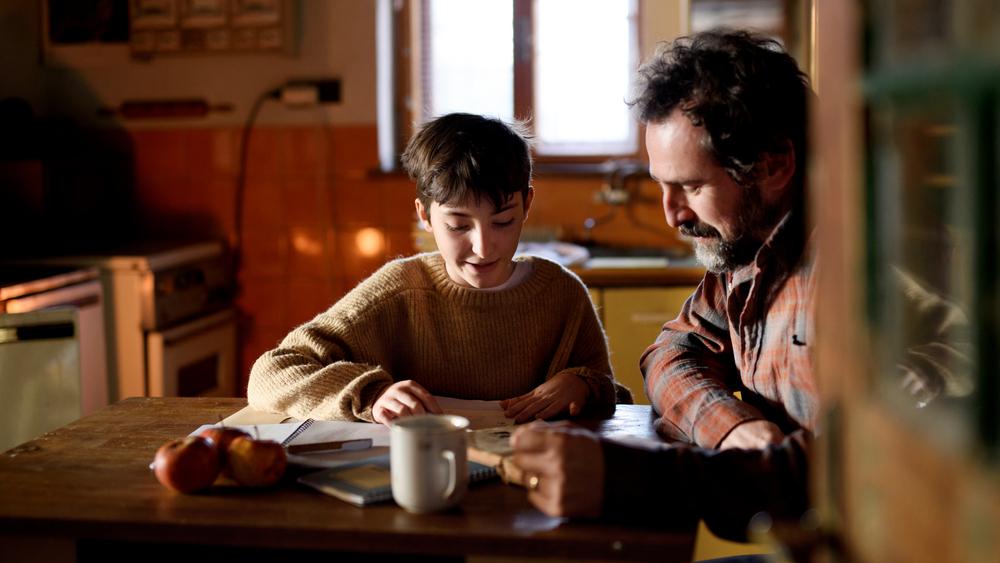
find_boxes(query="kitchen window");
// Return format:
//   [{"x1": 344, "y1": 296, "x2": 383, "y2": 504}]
[{"x1": 378, "y1": 0, "x2": 640, "y2": 168}]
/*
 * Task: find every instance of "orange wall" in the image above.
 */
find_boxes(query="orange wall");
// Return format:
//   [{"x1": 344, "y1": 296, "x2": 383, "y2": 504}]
[{"x1": 129, "y1": 124, "x2": 401, "y2": 390}]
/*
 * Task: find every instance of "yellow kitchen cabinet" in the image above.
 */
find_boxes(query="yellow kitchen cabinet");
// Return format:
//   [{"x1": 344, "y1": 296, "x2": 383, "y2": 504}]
[
  {"x1": 600, "y1": 286, "x2": 695, "y2": 405},
  {"x1": 587, "y1": 288, "x2": 602, "y2": 311}
]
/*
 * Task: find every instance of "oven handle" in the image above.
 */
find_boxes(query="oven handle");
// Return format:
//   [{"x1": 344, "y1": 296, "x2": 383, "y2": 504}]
[{"x1": 154, "y1": 308, "x2": 236, "y2": 346}]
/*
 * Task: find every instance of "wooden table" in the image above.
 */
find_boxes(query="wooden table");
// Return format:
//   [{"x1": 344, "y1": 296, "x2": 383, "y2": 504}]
[{"x1": 0, "y1": 398, "x2": 696, "y2": 562}]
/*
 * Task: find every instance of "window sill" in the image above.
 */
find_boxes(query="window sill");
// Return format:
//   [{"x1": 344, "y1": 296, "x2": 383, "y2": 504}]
[{"x1": 369, "y1": 160, "x2": 648, "y2": 180}]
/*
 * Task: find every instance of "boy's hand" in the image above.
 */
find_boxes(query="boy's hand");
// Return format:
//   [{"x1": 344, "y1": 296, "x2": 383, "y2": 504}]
[
  {"x1": 511, "y1": 421, "x2": 604, "y2": 518},
  {"x1": 500, "y1": 371, "x2": 589, "y2": 423},
  {"x1": 372, "y1": 380, "x2": 443, "y2": 426}
]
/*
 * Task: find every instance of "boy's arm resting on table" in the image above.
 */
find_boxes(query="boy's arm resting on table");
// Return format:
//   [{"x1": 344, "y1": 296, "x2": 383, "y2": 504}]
[
  {"x1": 601, "y1": 430, "x2": 812, "y2": 542},
  {"x1": 564, "y1": 366, "x2": 621, "y2": 414},
  {"x1": 558, "y1": 291, "x2": 621, "y2": 417},
  {"x1": 247, "y1": 324, "x2": 394, "y2": 423},
  {"x1": 641, "y1": 276, "x2": 767, "y2": 448},
  {"x1": 568, "y1": 297, "x2": 624, "y2": 415},
  {"x1": 501, "y1": 283, "x2": 621, "y2": 422}
]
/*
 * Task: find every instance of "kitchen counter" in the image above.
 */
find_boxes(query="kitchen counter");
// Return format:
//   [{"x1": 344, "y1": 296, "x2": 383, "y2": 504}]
[
  {"x1": 571, "y1": 261, "x2": 705, "y2": 287},
  {"x1": 515, "y1": 241, "x2": 705, "y2": 288}
]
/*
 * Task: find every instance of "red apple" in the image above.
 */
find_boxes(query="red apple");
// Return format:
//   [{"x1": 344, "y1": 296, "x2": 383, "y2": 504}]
[
  {"x1": 198, "y1": 426, "x2": 251, "y2": 452},
  {"x1": 151, "y1": 436, "x2": 221, "y2": 493},
  {"x1": 197, "y1": 426, "x2": 251, "y2": 475},
  {"x1": 226, "y1": 436, "x2": 287, "y2": 487}
]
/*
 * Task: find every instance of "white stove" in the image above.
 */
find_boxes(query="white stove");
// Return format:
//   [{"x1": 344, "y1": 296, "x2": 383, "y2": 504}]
[{"x1": 8, "y1": 240, "x2": 237, "y2": 401}]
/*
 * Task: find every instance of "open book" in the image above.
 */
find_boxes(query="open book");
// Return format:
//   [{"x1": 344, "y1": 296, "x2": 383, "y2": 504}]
[
  {"x1": 466, "y1": 426, "x2": 525, "y2": 487},
  {"x1": 193, "y1": 416, "x2": 391, "y2": 469},
  {"x1": 432, "y1": 396, "x2": 514, "y2": 429},
  {"x1": 221, "y1": 396, "x2": 514, "y2": 430}
]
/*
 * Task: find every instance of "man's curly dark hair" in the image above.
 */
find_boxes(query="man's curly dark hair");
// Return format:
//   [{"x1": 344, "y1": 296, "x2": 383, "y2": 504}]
[{"x1": 629, "y1": 30, "x2": 811, "y2": 189}]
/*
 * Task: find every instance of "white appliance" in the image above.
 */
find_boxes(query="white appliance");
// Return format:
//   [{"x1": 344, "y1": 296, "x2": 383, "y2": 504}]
[
  {"x1": 0, "y1": 308, "x2": 81, "y2": 452},
  {"x1": 0, "y1": 267, "x2": 107, "y2": 451},
  {"x1": 146, "y1": 308, "x2": 236, "y2": 397},
  {"x1": 91, "y1": 241, "x2": 236, "y2": 400},
  {"x1": 13, "y1": 241, "x2": 237, "y2": 400}
]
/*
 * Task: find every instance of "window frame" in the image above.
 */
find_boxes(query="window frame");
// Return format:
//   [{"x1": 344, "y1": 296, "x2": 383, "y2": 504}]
[{"x1": 397, "y1": 0, "x2": 643, "y2": 165}]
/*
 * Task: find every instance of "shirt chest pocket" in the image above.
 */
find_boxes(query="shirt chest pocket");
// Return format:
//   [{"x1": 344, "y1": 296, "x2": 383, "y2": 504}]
[
  {"x1": 787, "y1": 302, "x2": 813, "y2": 387},
  {"x1": 792, "y1": 307, "x2": 808, "y2": 348}
]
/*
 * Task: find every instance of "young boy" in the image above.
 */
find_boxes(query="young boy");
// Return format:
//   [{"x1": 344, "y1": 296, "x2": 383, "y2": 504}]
[{"x1": 248, "y1": 113, "x2": 625, "y2": 425}]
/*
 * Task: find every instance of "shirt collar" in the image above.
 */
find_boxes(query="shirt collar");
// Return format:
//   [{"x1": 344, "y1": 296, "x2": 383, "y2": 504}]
[{"x1": 729, "y1": 207, "x2": 807, "y2": 286}]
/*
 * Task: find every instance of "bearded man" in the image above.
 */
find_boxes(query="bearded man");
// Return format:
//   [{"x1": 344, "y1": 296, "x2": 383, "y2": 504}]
[
  {"x1": 511, "y1": 30, "x2": 815, "y2": 542},
  {"x1": 638, "y1": 29, "x2": 815, "y2": 453}
]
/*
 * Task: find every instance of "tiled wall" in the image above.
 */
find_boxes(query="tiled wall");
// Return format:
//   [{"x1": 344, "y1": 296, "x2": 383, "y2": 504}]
[
  {"x1": 127, "y1": 124, "x2": 682, "y2": 393},
  {"x1": 531, "y1": 175, "x2": 686, "y2": 250},
  {"x1": 129, "y1": 124, "x2": 412, "y2": 391}
]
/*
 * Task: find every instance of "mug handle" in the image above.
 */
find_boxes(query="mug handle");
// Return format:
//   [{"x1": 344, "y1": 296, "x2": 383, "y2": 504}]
[{"x1": 441, "y1": 449, "x2": 457, "y2": 500}]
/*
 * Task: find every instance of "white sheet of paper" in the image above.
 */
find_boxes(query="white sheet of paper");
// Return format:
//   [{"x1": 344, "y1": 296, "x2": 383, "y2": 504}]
[
  {"x1": 191, "y1": 418, "x2": 391, "y2": 469},
  {"x1": 291, "y1": 420, "x2": 391, "y2": 447},
  {"x1": 221, "y1": 405, "x2": 296, "y2": 426},
  {"x1": 191, "y1": 419, "x2": 390, "y2": 446},
  {"x1": 189, "y1": 422, "x2": 304, "y2": 444},
  {"x1": 433, "y1": 396, "x2": 514, "y2": 429}
]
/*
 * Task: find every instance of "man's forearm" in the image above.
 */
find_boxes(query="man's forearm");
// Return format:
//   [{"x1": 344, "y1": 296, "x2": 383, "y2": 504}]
[
  {"x1": 643, "y1": 340, "x2": 765, "y2": 447},
  {"x1": 601, "y1": 430, "x2": 812, "y2": 541}
]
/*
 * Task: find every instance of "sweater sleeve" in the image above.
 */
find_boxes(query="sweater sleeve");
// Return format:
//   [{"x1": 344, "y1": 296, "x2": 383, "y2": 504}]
[
  {"x1": 563, "y1": 282, "x2": 621, "y2": 417},
  {"x1": 247, "y1": 311, "x2": 394, "y2": 423},
  {"x1": 640, "y1": 275, "x2": 765, "y2": 447},
  {"x1": 600, "y1": 430, "x2": 812, "y2": 542}
]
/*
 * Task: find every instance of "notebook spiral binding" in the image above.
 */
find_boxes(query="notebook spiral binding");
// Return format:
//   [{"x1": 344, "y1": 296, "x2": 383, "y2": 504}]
[{"x1": 280, "y1": 419, "x2": 315, "y2": 446}]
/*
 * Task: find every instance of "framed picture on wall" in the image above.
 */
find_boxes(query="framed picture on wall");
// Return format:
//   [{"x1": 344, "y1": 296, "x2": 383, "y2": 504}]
[
  {"x1": 41, "y1": 0, "x2": 132, "y2": 67},
  {"x1": 130, "y1": 0, "x2": 296, "y2": 56}
]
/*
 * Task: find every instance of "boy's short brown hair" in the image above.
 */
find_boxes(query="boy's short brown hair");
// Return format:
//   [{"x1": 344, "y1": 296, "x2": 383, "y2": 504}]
[{"x1": 402, "y1": 113, "x2": 533, "y2": 213}]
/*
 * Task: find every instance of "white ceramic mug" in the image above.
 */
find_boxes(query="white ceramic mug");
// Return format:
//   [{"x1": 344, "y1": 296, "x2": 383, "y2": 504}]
[{"x1": 390, "y1": 414, "x2": 469, "y2": 513}]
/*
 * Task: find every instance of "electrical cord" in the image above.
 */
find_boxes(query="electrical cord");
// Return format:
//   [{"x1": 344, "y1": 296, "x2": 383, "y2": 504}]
[
  {"x1": 583, "y1": 162, "x2": 676, "y2": 242},
  {"x1": 622, "y1": 174, "x2": 678, "y2": 241},
  {"x1": 231, "y1": 86, "x2": 281, "y2": 290}
]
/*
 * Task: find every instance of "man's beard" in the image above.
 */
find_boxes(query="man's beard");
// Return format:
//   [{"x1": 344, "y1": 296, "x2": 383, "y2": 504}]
[{"x1": 679, "y1": 187, "x2": 773, "y2": 273}]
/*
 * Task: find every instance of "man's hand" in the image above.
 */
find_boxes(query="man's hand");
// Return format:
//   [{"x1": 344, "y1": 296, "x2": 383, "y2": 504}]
[
  {"x1": 718, "y1": 419, "x2": 785, "y2": 450},
  {"x1": 372, "y1": 380, "x2": 442, "y2": 426},
  {"x1": 511, "y1": 421, "x2": 604, "y2": 518},
  {"x1": 499, "y1": 371, "x2": 589, "y2": 423}
]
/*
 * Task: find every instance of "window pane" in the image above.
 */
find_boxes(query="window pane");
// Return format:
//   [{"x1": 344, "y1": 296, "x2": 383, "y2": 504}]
[
  {"x1": 870, "y1": 98, "x2": 976, "y2": 450},
  {"x1": 534, "y1": 0, "x2": 637, "y2": 155},
  {"x1": 426, "y1": 0, "x2": 513, "y2": 121}
]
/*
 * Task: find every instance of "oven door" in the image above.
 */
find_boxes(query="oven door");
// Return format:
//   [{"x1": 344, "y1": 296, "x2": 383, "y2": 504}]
[{"x1": 146, "y1": 308, "x2": 236, "y2": 397}]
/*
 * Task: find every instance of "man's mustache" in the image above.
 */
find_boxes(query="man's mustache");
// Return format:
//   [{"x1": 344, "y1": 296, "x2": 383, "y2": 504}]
[{"x1": 678, "y1": 222, "x2": 721, "y2": 238}]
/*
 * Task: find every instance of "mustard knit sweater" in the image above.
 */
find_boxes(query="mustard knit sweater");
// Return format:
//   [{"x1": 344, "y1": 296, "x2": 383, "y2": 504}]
[{"x1": 247, "y1": 252, "x2": 620, "y2": 422}]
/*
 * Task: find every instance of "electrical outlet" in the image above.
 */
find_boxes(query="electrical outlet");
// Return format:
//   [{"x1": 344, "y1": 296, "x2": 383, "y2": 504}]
[
  {"x1": 594, "y1": 187, "x2": 630, "y2": 206},
  {"x1": 314, "y1": 79, "x2": 341, "y2": 103},
  {"x1": 280, "y1": 79, "x2": 341, "y2": 107}
]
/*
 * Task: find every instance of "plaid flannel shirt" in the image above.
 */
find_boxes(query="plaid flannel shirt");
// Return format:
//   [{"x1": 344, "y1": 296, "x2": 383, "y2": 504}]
[{"x1": 641, "y1": 210, "x2": 818, "y2": 448}]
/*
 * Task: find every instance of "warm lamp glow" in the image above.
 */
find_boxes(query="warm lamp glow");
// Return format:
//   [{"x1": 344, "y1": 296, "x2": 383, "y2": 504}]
[
  {"x1": 291, "y1": 229, "x2": 324, "y2": 256},
  {"x1": 355, "y1": 227, "x2": 386, "y2": 257}
]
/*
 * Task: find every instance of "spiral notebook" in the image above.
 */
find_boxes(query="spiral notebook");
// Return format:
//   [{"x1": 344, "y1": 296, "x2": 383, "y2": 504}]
[{"x1": 298, "y1": 454, "x2": 497, "y2": 507}]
